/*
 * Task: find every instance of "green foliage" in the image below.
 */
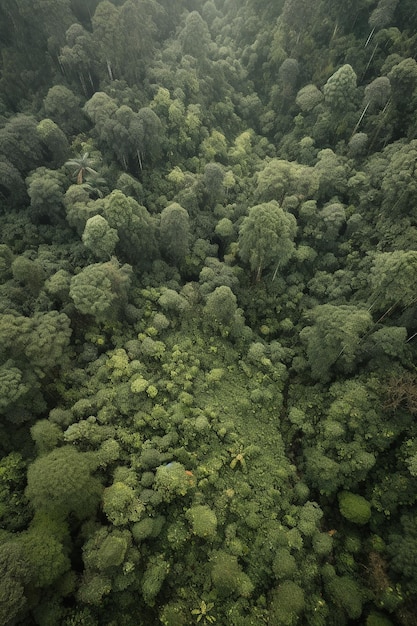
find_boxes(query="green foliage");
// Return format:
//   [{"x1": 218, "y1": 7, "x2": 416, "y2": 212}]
[
  {"x1": 30, "y1": 419, "x2": 63, "y2": 455},
  {"x1": 323, "y1": 64, "x2": 357, "y2": 111},
  {"x1": 154, "y1": 463, "x2": 192, "y2": 503},
  {"x1": 366, "y1": 613, "x2": 394, "y2": 626},
  {"x1": 272, "y1": 548, "x2": 297, "y2": 580},
  {"x1": 19, "y1": 521, "x2": 70, "y2": 587},
  {"x1": 70, "y1": 259, "x2": 132, "y2": 321},
  {"x1": 338, "y1": 492, "x2": 372, "y2": 525},
  {"x1": 204, "y1": 285, "x2": 238, "y2": 330},
  {"x1": 211, "y1": 551, "x2": 254, "y2": 598},
  {"x1": 43, "y1": 85, "x2": 82, "y2": 136},
  {"x1": 300, "y1": 305, "x2": 373, "y2": 382},
  {"x1": 255, "y1": 159, "x2": 318, "y2": 204},
  {"x1": 82, "y1": 214, "x2": 119, "y2": 260},
  {"x1": 325, "y1": 575, "x2": 363, "y2": 620},
  {"x1": 26, "y1": 167, "x2": 65, "y2": 222},
  {"x1": 0, "y1": 452, "x2": 30, "y2": 532},
  {"x1": 2, "y1": 1, "x2": 417, "y2": 623},
  {"x1": 296, "y1": 84, "x2": 324, "y2": 112},
  {"x1": 160, "y1": 203, "x2": 190, "y2": 264},
  {"x1": 370, "y1": 250, "x2": 417, "y2": 311},
  {"x1": 102, "y1": 482, "x2": 144, "y2": 526},
  {"x1": 37, "y1": 118, "x2": 69, "y2": 167},
  {"x1": 185, "y1": 505, "x2": 217, "y2": 540},
  {"x1": 238, "y1": 201, "x2": 297, "y2": 280},
  {"x1": 77, "y1": 573, "x2": 111, "y2": 605},
  {"x1": 83, "y1": 527, "x2": 130, "y2": 571},
  {"x1": 141, "y1": 555, "x2": 170, "y2": 606},
  {"x1": 0, "y1": 540, "x2": 30, "y2": 625},
  {"x1": 25, "y1": 446, "x2": 102, "y2": 520},
  {"x1": 269, "y1": 581, "x2": 305, "y2": 625}
]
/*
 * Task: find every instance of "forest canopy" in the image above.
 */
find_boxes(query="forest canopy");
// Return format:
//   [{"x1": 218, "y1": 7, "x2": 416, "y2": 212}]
[{"x1": 1, "y1": 0, "x2": 417, "y2": 625}]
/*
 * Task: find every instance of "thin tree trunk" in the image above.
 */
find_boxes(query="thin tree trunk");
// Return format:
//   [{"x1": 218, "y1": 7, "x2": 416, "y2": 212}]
[
  {"x1": 365, "y1": 27, "x2": 375, "y2": 48},
  {"x1": 137, "y1": 150, "x2": 143, "y2": 172},
  {"x1": 351, "y1": 101, "x2": 370, "y2": 137}
]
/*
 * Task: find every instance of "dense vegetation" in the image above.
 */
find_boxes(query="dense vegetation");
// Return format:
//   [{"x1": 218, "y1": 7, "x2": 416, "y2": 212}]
[{"x1": 1, "y1": 0, "x2": 417, "y2": 624}]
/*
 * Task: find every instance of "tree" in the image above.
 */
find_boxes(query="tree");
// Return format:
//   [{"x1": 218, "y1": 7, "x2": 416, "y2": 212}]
[
  {"x1": 211, "y1": 551, "x2": 254, "y2": 598},
  {"x1": 25, "y1": 446, "x2": 102, "y2": 520},
  {"x1": 30, "y1": 419, "x2": 63, "y2": 456},
  {"x1": 134, "y1": 107, "x2": 163, "y2": 169},
  {"x1": 387, "y1": 514, "x2": 417, "y2": 593},
  {"x1": 370, "y1": 250, "x2": 417, "y2": 313},
  {"x1": 323, "y1": 64, "x2": 358, "y2": 111},
  {"x1": 255, "y1": 159, "x2": 318, "y2": 204},
  {"x1": 159, "y1": 203, "x2": 190, "y2": 264},
  {"x1": 36, "y1": 118, "x2": 69, "y2": 167},
  {"x1": 91, "y1": 0, "x2": 121, "y2": 81},
  {"x1": 102, "y1": 482, "x2": 144, "y2": 526},
  {"x1": 83, "y1": 91, "x2": 118, "y2": 128},
  {"x1": 0, "y1": 541, "x2": 30, "y2": 625},
  {"x1": 82, "y1": 215, "x2": 119, "y2": 260},
  {"x1": 338, "y1": 491, "x2": 371, "y2": 524},
  {"x1": 269, "y1": 581, "x2": 305, "y2": 625},
  {"x1": 43, "y1": 85, "x2": 83, "y2": 136},
  {"x1": 238, "y1": 201, "x2": 297, "y2": 281},
  {"x1": 364, "y1": 77, "x2": 391, "y2": 111},
  {"x1": 0, "y1": 114, "x2": 43, "y2": 175},
  {"x1": 325, "y1": 575, "x2": 363, "y2": 620},
  {"x1": 204, "y1": 285, "x2": 238, "y2": 328},
  {"x1": 0, "y1": 158, "x2": 27, "y2": 210},
  {"x1": 65, "y1": 152, "x2": 98, "y2": 185},
  {"x1": 70, "y1": 259, "x2": 132, "y2": 322},
  {"x1": 379, "y1": 141, "x2": 417, "y2": 217},
  {"x1": 83, "y1": 527, "x2": 131, "y2": 572},
  {"x1": 0, "y1": 452, "x2": 31, "y2": 532},
  {"x1": 59, "y1": 23, "x2": 98, "y2": 96},
  {"x1": 203, "y1": 162, "x2": 225, "y2": 205},
  {"x1": 300, "y1": 304, "x2": 373, "y2": 381},
  {"x1": 185, "y1": 505, "x2": 217, "y2": 540},
  {"x1": 278, "y1": 58, "x2": 300, "y2": 99},
  {"x1": 117, "y1": 0, "x2": 156, "y2": 83},
  {"x1": 101, "y1": 190, "x2": 158, "y2": 266},
  {"x1": 295, "y1": 84, "x2": 323, "y2": 112},
  {"x1": 26, "y1": 167, "x2": 65, "y2": 223},
  {"x1": 179, "y1": 11, "x2": 211, "y2": 63},
  {"x1": 369, "y1": 0, "x2": 399, "y2": 32},
  {"x1": 24, "y1": 311, "x2": 72, "y2": 376}
]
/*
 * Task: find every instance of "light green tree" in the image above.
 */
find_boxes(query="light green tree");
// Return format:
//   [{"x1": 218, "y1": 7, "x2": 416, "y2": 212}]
[
  {"x1": 82, "y1": 214, "x2": 119, "y2": 260},
  {"x1": 25, "y1": 446, "x2": 102, "y2": 520},
  {"x1": 338, "y1": 491, "x2": 371, "y2": 525},
  {"x1": 70, "y1": 259, "x2": 132, "y2": 321},
  {"x1": 323, "y1": 64, "x2": 358, "y2": 111},
  {"x1": 255, "y1": 159, "x2": 318, "y2": 204},
  {"x1": 185, "y1": 505, "x2": 217, "y2": 540},
  {"x1": 203, "y1": 285, "x2": 240, "y2": 333},
  {"x1": 370, "y1": 250, "x2": 417, "y2": 313},
  {"x1": 238, "y1": 201, "x2": 297, "y2": 281},
  {"x1": 102, "y1": 481, "x2": 144, "y2": 526}
]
